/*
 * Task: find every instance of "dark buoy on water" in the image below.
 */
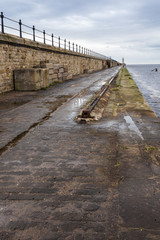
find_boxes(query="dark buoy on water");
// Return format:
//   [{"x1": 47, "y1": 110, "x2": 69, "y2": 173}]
[{"x1": 152, "y1": 68, "x2": 158, "y2": 72}]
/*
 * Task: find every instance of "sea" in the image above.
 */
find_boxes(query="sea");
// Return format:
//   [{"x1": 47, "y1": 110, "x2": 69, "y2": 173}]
[{"x1": 127, "y1": 64, "x2": 160, "y2": 118}]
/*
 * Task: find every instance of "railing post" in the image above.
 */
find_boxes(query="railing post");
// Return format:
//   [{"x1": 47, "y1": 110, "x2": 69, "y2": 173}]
[
  {"x1": 58, "y1": 36, "x2": 60, "y2": 48},
  {"x1": 73, "y1": 43, "x2": 74, "y2": 52},
  {"x1": 1, "y1": 12, "x2": 4, "y2": 34},
  {"x1": 64, "y1": 39, "x2": 66, "y2": 49},
  {"x1": 43, "y1": 30, "x2": 45, "y2": 44},
  {"x1": 52, "y1": 34, "x2": 54, "y2": 46},
  {"x1": 76, "y1": 44, "x2": 78, "y2": 52},
  {"x1": 79, "y1": 46, "x2": 81, "y2": 53},
  {"x1": 19, "y1": 20, "x2": 22, "y2": 38},
  {"x1": 33, "y1": 25, "x2": 35, "y2": 41},
  {"x1": 84, "y1": 48, "x2": 85, "y2": 55},
  {"x1": 82, "y1": 47, "x2": 83, "y2": 54},
  {"x1": 69, "y1": 41, "x2": 70, "y2": 50}
]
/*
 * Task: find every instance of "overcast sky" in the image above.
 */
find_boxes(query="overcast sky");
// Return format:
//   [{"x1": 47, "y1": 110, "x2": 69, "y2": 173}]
[{"x1": 1, "y1": 0, "x2": 160, "y2": 64}]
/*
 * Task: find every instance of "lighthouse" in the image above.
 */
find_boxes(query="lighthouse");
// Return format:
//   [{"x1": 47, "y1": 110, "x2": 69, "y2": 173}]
[{"x1": 122, "y1": 58, "x2": 125, "y2": 67}]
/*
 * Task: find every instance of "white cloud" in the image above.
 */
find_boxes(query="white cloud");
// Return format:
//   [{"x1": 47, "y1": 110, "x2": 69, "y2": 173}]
[
  {"x1": 1, "y1": 0, "x2": 160, "y2": 63},
  {"x1": 40, "y1": 15, "x2": 94, "y2": 32}
]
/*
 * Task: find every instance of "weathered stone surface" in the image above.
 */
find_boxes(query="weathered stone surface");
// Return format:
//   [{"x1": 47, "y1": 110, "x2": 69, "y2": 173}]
[
  {"x1": 52, "y1": 74, "x2": 58, "y2": 79},
  {"x1": 54, "y1": 69, "x2": 59, "y2": 74},
  {"x1": 58, "y1": 73, "x2": 63, "y2": 78},
  {"x1": 0, "y1": 67, "x2": 160, "y2": 239},
  {"x1": 49, "y1": 69, "x2": 54, "y2": 75},
  {"x1": 62, "y1": 72, "x2": 69, "y2": 81},
  {"x1": 67, "y1": 74, "x2": 73, "y2": 80},
  {"x1": 59, "y1": 68, "x2": 64, "y2": 73},
  {"x1": 53, "y1": 64, "x2": 64, "y2": 70},
  {"x1": 14, "y1": 68, "x2": 48, "y2": 90}
]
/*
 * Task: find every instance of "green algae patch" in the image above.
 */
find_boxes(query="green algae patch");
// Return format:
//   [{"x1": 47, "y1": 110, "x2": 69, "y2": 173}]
[
  {"x1": 144, "y1": 145, "x2": 160, "y2": 165},
  {"x1": 145, "y1": 145, "x2": 158, "y2": 152},
  {"x1": 112, "y1": 88, "x2": 119, "y2": 91},
  {"x1": 115, "y1": 162, "x2": 120, "y2": 168}
]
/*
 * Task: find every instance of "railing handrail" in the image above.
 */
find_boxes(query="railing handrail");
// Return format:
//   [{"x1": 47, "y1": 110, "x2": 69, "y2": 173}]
[{"x1": 0, "y1": 12, "x2": 111, "y2": 60}]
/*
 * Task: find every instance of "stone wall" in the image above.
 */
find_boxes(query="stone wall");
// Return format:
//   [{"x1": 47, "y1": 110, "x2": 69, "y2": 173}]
[
  {"x1": 0, "y1": 33, "x2": 119, "y2": 93},
  {"x1": 14, "y1": 61, "x2": 70, "y2": 91}
]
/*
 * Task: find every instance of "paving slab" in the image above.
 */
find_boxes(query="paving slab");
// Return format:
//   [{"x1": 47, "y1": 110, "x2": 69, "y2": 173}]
[{"x1": 0, "y1": 67, "x2": 160, "y2": 239}]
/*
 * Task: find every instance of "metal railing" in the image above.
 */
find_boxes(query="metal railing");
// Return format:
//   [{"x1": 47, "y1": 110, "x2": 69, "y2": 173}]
[{"x1": 0, "y1": 12, "x2": 109, "y2": 60}]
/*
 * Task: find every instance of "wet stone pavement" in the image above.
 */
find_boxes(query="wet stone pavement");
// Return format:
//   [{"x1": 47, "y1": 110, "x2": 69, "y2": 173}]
[
  {"x1": 0, "y1": 67, "x2": 160, "y2": 240},
  {"x1": 0, "y1": 67, "x2": 120, "y2": 150}
]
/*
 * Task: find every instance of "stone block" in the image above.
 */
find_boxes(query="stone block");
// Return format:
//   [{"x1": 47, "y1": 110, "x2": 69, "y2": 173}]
[
  {"x1": 52, "y1": 74, "x2": 58, "y2": 79},
  {"x1": 83, "y1": 69, "x2": 88, "y2": 74},
  {"x1": 67, "y1": 74, "x2": 73, "y2": 80},
  {"x1": 40, "y1": 61, "x2": 46, "y2": 68},
  {"x1": 54, "y1": 69, "x2": 59, "y2": 74},
  {"x1": 58, "y1": 73, "x2": 63, "y2": 78},
  {"x1": 53, "y1": 64, "x2": 63, "y2": 70},
  {"x1": 49, "y1": 69, "x2": 54, "y2": 75},
  {"x1": 59, "y1": 68, "x2": 64, "y2": 73},
  {"x1": 63, "y1": 76, "x2": 68, "y2": 81},
  {"x1": 63, "y1": 72, "x2": 68, "y2": 77},
  {"x1": 63, "y1": 64, "x2": 68, "y2": 70},
  {"x1": 40, "y1": 62, "x2": 54, "y2": 69},
  {"x1": 43, "y1": 70, "x2": 49, "y2": 88},
  {"x1": 14, "y1": 68, "x2": 48, "y2": 90},
  {"x1": 46, "y1": 60, "x2": 56, "y2": 64},
  {"x1": 48, "y1": 74, "x2": 53, "y2": 80},
  {"x1": 40, "y1": 60, "x2": 56, "y2": 66},
  {"x1": 33, "y1": 65, "x2": 41, "y2": 68}
]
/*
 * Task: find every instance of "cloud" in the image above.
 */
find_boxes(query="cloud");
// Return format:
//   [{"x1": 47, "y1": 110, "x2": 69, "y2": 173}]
[
  {"x1": 1, "y1": 0, "x2": 160, "y2": 63},
  {"x1": 149, "y1": 44, "x2": 160, "y2": 49}
]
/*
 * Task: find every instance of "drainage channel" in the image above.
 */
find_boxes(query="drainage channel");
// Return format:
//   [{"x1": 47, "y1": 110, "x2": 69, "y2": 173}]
[
  {"x1": 81, "y1": 74, "x2": 117, "y2": 118},
  {"x1": 75, "y1": 70, "x2": 120, "y2": 123}
]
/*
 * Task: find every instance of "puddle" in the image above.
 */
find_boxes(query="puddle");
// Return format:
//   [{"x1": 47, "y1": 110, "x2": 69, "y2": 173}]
[
  {"x1": 93, "y1": 120, "x2": 120, "y2": 129},
  {"x1": 73, "y1": 97, "x2": 89, "y2": 108},
  {"x1": 124, "y1": 115, "x2": 144, "y2": 140}
]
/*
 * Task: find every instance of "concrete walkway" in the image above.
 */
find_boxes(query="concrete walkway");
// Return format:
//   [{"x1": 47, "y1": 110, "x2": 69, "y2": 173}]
[{"x1": 0, "y1": 67, "x2": 160, "y2": 240}]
